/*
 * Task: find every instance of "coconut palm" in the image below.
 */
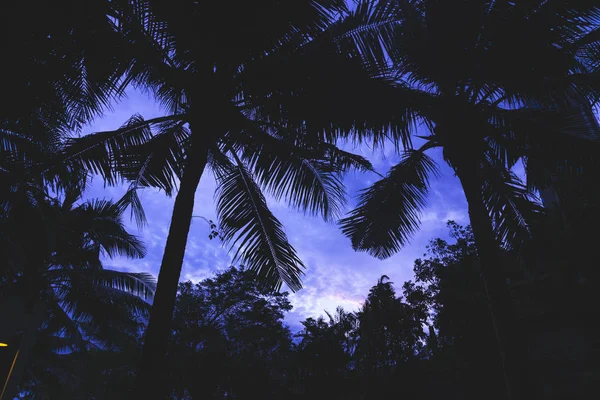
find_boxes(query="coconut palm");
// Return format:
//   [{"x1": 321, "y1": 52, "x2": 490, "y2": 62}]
[
  {"x1": 13, "y1": 264, "x2": 154, "y2": 399},
  {"x1": 61, "y1": 1, "x2": 405, "y2": 395},
  {"x1": 0, "y1": 179, "x2": 154, "y2": 399},
  {"x1": 0, "y1": 0, "x2": 145, "y2": 262},
  {"x1": 0, "y1": 3, "x2": 152, "y2": 395},
  {"x1": 339, "y1": 1, "x2": 600, "y2": 398},
  {"x1": 0, "y1": 116, "x2": 152, "y2": 397}
]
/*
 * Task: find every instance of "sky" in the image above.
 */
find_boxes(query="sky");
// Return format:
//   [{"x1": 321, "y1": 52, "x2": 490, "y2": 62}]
[{"x1": 85, "y1": 89, "x2": 470, "y2": 332}]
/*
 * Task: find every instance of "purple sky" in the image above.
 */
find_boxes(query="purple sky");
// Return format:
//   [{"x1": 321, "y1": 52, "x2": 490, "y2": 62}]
[{"x1": 85, "y1": 89, "x2": 470, "y2": 331}]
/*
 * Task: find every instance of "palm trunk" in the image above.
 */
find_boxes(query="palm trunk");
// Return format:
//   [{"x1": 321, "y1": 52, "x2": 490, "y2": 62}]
[
  {"x1": 134, "y1": 136, "x2": 208, "y2": 399},
  {"x1": 454, "y1": 159, "x2": 524, "y2": 400}
]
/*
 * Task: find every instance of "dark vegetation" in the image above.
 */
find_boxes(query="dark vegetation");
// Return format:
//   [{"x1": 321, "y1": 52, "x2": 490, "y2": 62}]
[
  {"x1": 1, "y1": 0, "x2": 600, "y2": 399},
  {"x1": 15, "y1": 220, "x2": 600, "y2": 399}
]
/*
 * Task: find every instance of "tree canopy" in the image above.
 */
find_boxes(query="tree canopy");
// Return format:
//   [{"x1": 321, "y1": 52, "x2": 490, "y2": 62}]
[{"x1": 1, "y1": 1, "x2": 599, "y2": 398}]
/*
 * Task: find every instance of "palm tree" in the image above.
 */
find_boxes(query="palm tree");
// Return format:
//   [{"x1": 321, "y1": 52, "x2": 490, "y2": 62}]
[
  {"x1": 14, "y1": 265, "x2": 153, "y2": 399},
  {"x1": 340, "y1": 1, "x2": 600, "y2": 398},
  {"x1": 0, "y1": 0, "x2": 146, "y2": 287},
  {"x1": 63, "y1": 2, "x2": 404, "y2": 395},
  {"x1": 0, "y1": 0, "x2": 154, "y2": 241},
  {"x1": 0, "y1": 180, "x2": 154, "y2": 399},
  {"x1": 0, "y1": 4, "x2": 152, "y2": 396}
]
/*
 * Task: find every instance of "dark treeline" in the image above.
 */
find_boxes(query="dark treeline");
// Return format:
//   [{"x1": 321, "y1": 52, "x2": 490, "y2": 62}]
[
  {"x1": 14, "y1": 223, "x2": 484, "y2": 399},
  {"x1": 16, "y1": 218, "x2": 600, "y2": 399},
  {"x1": 2, "y1": 0, "x2": 600, "y2": 399}
]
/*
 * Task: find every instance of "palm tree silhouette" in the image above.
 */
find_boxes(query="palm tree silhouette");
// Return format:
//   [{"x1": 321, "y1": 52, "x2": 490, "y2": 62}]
[
  {"x1": 0, "y1": 181, "x2": 154, "y2": 399},
  {"x1": 62, "y1": 2, "x2": 402, "y2": 395},
  {"x1": 340, "y1": 2, "x2": 600, "y2": 398}
]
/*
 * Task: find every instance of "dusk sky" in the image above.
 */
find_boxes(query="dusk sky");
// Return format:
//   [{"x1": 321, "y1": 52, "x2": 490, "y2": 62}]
[{"x1": 86, "y1": 89, "x2": 470, "y2": 332}]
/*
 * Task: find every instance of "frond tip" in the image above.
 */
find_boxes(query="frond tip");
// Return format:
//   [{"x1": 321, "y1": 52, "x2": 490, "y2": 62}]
[
  {"x1": 339, "y1": 150, "x2": 438, "y2": 259},
  {"x1": 214, "y1": 155, "x2": 304, "y2": 292},
  {"x1": 481, "y1": 161, "x2": 545, "y2": 254}
]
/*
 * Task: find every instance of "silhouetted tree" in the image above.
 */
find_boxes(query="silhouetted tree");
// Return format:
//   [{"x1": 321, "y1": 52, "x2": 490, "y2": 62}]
[
  {"x1": 59, "y1": 3, "x2": 404, "y2": 394},
  {"x1": 2, "y1": 2, "x2": 599, "y2": 399},
  {"x1": 294, "y1": 307, "x2": 359, "y2": 400},
  {"x1": 355, "y1": 275, "x2": 425, "y2": 399},
  {"x1": 0, "y1": 185, "x2": 154, "y2": 399},
  {"x1": 403, "y1": 222, "x2": 505, "y2": 399},
  {"x1": 168, "y1": 267, "x2": 293, "y2": 400},
  {"x1": 340, "y1": 2, "x2": 600, "y2": 396},
  {"x1": 515, "y1": 171, "x2": 600, "y2": 397}
]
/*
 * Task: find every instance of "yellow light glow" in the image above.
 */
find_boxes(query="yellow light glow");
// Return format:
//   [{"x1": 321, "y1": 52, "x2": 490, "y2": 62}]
[{"x1": 0, "y1": 343, "x2": 7, "y2": 347}]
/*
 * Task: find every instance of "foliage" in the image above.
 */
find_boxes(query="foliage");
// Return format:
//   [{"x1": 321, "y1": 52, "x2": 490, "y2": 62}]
[
  {"x1": 341, "y1": 0, "x2": 600, "y2": 260},
  {"x1": 17, "y1": 216, "x2": 600, "y2": 399},
  {"x1": 402, "y1": 222, "x2": 507, "y2": 398},
  {"x1": 0, "y1": 181, "x2": 154, "y2": 397},
  {"x1": 2, "y1": 1, "x2": 600, "y2": 398},
  {"x1": 168, "y1": 267, "x2": 293, "y2": 400},
  {"x1": 62, "y1": 0, "x2": 400, "y2": 293},
  {"x1": 294, "y1": 308, "x2": 359, "y2": 400}
]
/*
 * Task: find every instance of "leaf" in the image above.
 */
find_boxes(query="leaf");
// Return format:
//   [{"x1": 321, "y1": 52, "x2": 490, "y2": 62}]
[
  {"x1": 213, "y1": 154, "x2": 304, "y2": 292},
  {"x1": 116, "y1": 118, "x2": 189, "y2": 196},
  {"x1": 61, "y1": 114, "x2": 180, "y2": 185},
  {"x1": 490, "y1": 105, "x2": 600, "y2": 191},
  {"x1": 481, "y1": 159, "x2": 546, "y2": 255},
  {"x1": 240, "y1": 17, "x2": 418, "y2": 149},
  {"x1": 336, "y1": 0, "x2": 402, "y2": 72},
  {"x1": 240, "y1": 137, "x2": 347, "y2": 222},
  {"x1": 54, "y1": 269, "x2": 156, "y2": 301},
  {"x1": 229, "y1": 114, "x2": 376, "y2": 221},
  {"x1": 73, "y1": 199, "x2": 147, "y2": 259},
  {"x1": 340, "y1": 149, "x2": 438, "y2": 259},
  {"x1": 114, "y1": 187, "x2": 148, "y2": 230},
  {"x1": 52, "y1": 269, "x2": 154, "y2": 323},
  {"x1": 42, "y1": 293, "x2": 87, "y2": 352}
]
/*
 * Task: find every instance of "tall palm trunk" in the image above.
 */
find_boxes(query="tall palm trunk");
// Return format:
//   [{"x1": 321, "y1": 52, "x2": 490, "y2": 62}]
[
  {"x1": 453, "y1": 157, "x2": 525, "y2": 400},
  {"x1": 135, "y1": 131, "x2": 209, "y2": 399}
]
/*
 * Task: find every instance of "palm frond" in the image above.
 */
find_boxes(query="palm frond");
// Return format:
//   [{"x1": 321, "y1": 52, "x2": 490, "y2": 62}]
[
  {"x1": 73, "y1": 199, "x2": 147, "y2": 259},
  {"x1": 114, "y1": 187, "x2": 147, "y2": 230},
  {"x1": 61, "y1": 114, "x2": 180, "y2": 185},
  {"x1": 42, "y1": 293, "x2": 87, "y2": 352},
  {"x1": 1, "y1": 0, "x2": 131, "y2": 135},
  {"x1": 257, "y1": 155, "x2": 347, "y2": 222},
  {"x1": 321, "y1": 142, "x2": 375, "y2": 172},
  {"x1": 53, "y1": 273, "x2": 153, "y2": 324},
  {"x1": 340, "y1": 149, "x2": 438, "y2": 259},
  {"x1": 212, "y1": 153, "x2": 304, "y2": 292},
  {"x1": 0, "y1": 126, "x2": 54, "y2": 164},
  {"x1": 116, "y1": 117, "x2": 189, "y2": 196},
  {"x1": 490, "y1": 105, "x2": 600, "y2": 191},
  {"x1": 47, "y1": 268, "x2": 155, "y2": 301},
  {"x1": 232, "y1": 121, "x2": 348, "y2": 222},
  {"x1": 49, "y1": 246, "x2": 103, "y2": 271},
  {"x1": 91, "y1": 269, "x2": 156, "y2": 301},
  {"x1": 336, "y1": 0, "x2": 402, "y2": 72},
  {"x1": 481, "y1": 159, "x2": 546, "y2": 255},
  {"x1": 240, "y1": 26, "x2": 420, "y2": 149},
  {"x1": 44, "y1": 267, "x2": 154, "y2": 351}
]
